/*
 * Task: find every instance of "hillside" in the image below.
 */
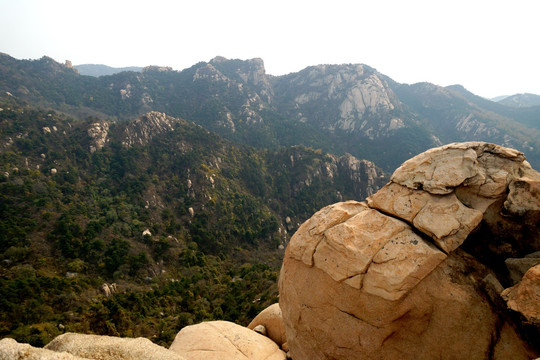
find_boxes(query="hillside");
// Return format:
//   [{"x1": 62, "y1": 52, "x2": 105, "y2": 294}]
[
  {"x1": 0, "y1": 97, "x2": 386, "y2": 346},
  {"x1": 1, "y1": 53, "x2": 539, "y2": 171}
]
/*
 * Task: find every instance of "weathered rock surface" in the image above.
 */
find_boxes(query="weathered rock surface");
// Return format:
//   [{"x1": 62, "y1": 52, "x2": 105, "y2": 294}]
[
  {"x1": 504, "y1": 174, "x2": 540, "y2": 216},
  {"x1": 368, "y1": 182, "x2": 483, "y2": 252},
  {"x1": 169, "y1": 321, "x2": 285, "y2": 360},
  {"x1": 87, "y1": 121, "x2": 109, "y2": 153},
  {"x1": 122, "y1": 111, "x2": 180, "y2": 147},
  {"x1": 0, "y1": 337, "x2": 90, "y2": 360},
  {"x1": 248, "y1": 303, "x2": 286, "y2": 347},
  {"x1": 45, "y1": 333, "x2": 185, "y2": 360},
  {"x1": 279, "y1": 142, "x2": 540, "y2": 359},
  {"x1": 390, "y1": 142, "x2": 525, "y2": 196},
  {"x1": 278, "y1": 64, "x2": 405, "y2": 139},
  {"x1": 502, "y1": 264, "x2": 540, "y2": 327},
  {"x1": 281, "y1": 249, "x2": 537, "y2": 360}
]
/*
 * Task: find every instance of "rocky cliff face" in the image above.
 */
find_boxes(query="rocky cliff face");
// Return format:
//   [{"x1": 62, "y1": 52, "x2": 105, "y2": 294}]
[
  {"x1": 282, "y1": 146, "x2": 386, "y2": 202},
  {"x1": 210, "y1": 56, "x2": 274, "y2": 104},
  {"x1": 279, "y1": 142, "x2": 540, "y2": 359},
  {"x1": 122, "y1": 111, "x2": 181, "y2": 147},
  {"x1": 273, "y1": 64, "x2": 407, "y2": 139}
]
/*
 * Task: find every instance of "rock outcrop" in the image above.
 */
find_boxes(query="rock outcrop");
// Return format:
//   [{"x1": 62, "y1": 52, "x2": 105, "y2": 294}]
[
  {"x1": 87, "y1": 121, "x2": 109, "y2": 153},
  {"x1": 169, "y1": 321, "x2": 286, "y2": 360},
  {"x1": 276, "y1": 64, "x2": 406, "y2": 139},
  {"x1": 0, "y1": 338, "x2": 90, "y2": 360},
  {"x1": 45, "y1": 333, "x2": 185, "y2": 360},
  {"x1": 122, "y1": 112, "x2": 180, "y2": 148},
  {"x1": 279, "y1": 142, "x2": 540, "y2": 359}
]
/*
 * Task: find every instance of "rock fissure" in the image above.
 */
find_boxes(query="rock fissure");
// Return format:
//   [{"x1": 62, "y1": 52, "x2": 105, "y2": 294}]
[{"x1": 332, "y1": 306, "x2": 383, "y2": 329}]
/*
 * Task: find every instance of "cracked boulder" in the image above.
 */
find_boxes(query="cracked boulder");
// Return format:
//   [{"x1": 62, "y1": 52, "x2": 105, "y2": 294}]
[
  {"x1": 279, "y1": 142, "x2": 539, "y2": 360},
  {"x1": 169, "y1": 321, "x2": 286, "y2": 360}
]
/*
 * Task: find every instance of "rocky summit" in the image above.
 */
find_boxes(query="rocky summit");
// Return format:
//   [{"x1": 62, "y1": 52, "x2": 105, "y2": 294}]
[
  {"x1": 279, "y1": 141, "x2": 539, "y2": 359},
  {"x1": 1, "y1": 142, "x2": 538, "y2": 360}
]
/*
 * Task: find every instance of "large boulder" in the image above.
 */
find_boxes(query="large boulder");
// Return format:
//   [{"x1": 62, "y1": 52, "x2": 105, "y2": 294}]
[
  {"x1": 45, "y1": 333, "x2": 185, "y2": 360},
  {"x1": 0, "y1": 337, "x2": 90, "y2": 360},
  {"x1": 169, "y1": 321, "x2": 286, "y2": 360},
  {"x1": 279, "y1": 142, "x2": 540, "y2": 360}
]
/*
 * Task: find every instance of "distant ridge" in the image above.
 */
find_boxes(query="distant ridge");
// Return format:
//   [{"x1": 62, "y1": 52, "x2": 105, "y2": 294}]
[
  {"x1": 497, "y1": 93, "x2": 540, "y2": 108},
  {"x1": 490, "y1": 95, "x2": 509, "y2": 102},
  {"x1": 75, "y1": 63, "x2": 142, "y2": 77}
]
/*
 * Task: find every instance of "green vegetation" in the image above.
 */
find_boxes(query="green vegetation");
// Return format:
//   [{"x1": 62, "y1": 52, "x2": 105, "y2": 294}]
[{"x1": 0, "y1": 99, "x2": 381, "y2": 346}]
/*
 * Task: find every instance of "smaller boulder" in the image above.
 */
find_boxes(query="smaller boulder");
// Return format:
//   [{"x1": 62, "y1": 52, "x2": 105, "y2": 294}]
[
  {"x1": 170, "y1": 321, "x2": 286, "y2": 360},
  {"x1": 248, "y1": 303, "x2": 287, "y2": 347},
  {"x1": 252, "y1": 325, "x2": 267, "y2": 336}
]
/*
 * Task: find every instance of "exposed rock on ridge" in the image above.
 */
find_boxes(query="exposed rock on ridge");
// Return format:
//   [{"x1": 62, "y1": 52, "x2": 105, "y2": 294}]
[
  {"x1": 275, "y1": 64, "x2": 406, "y2": 140},
  {"x1": 279, "y1": 141, "x2": 540, "y2": 360},
  {"x1": 87, "y1": 121, "x2": 109, "y2": 153},
  {"x1": 122, "y1": 111, "x2": 181, "y2": 147}
]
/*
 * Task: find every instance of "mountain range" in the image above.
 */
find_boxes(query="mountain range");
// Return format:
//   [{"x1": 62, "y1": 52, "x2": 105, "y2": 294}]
[{"x1": 1, "y1": 53, "x2": 539, "y2": 172}]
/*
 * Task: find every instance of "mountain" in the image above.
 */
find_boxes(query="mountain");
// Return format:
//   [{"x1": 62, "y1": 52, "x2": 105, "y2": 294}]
[
  {"x1": 497, "y1": 93, "x2": 540, "y2": 108},
  {"x1": 0, "y1": 96, "x2": 387, "y2": 346},
  {"x1": 75, "y1": 64, "x2": 143, "y2": 77},
  {"x1": 2, "y1": 53, "x2": 539, "y2": 172},
  {"x1": 1, "y1": 53, "x2": 539, "y2": 173}
]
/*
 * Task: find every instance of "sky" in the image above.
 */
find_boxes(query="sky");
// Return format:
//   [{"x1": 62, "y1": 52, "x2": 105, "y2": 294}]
[{"x1": 0, "y1": 0, "x2": 539, "y2": 98}]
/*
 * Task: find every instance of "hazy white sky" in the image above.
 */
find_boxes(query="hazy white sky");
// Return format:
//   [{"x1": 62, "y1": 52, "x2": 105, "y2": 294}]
[{"x1": 1, "y1": 0, "x2": 539, "y2": 98}]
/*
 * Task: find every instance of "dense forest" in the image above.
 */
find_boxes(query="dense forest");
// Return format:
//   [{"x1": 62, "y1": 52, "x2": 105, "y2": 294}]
[{"x1": 0, "y1": 96, "x2": 386, "y2": 346}]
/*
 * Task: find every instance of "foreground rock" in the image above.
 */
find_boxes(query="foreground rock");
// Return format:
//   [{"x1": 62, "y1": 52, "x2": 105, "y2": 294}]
[
  {"x1": 279, "y1": 142, "x2": 540, "y2": 359},
  {"x1": 0, "y1": 337, "x2": 90, "y2": 360},
  {"x1": 45, "y1": 333, "x2": 185, "y2": 360},
  {"x1": 169, "y1": 321, "x2": 286, "y2": 360},
  {"x1": 502, "y1": 264, "x2": 540, "y2": 327}
]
